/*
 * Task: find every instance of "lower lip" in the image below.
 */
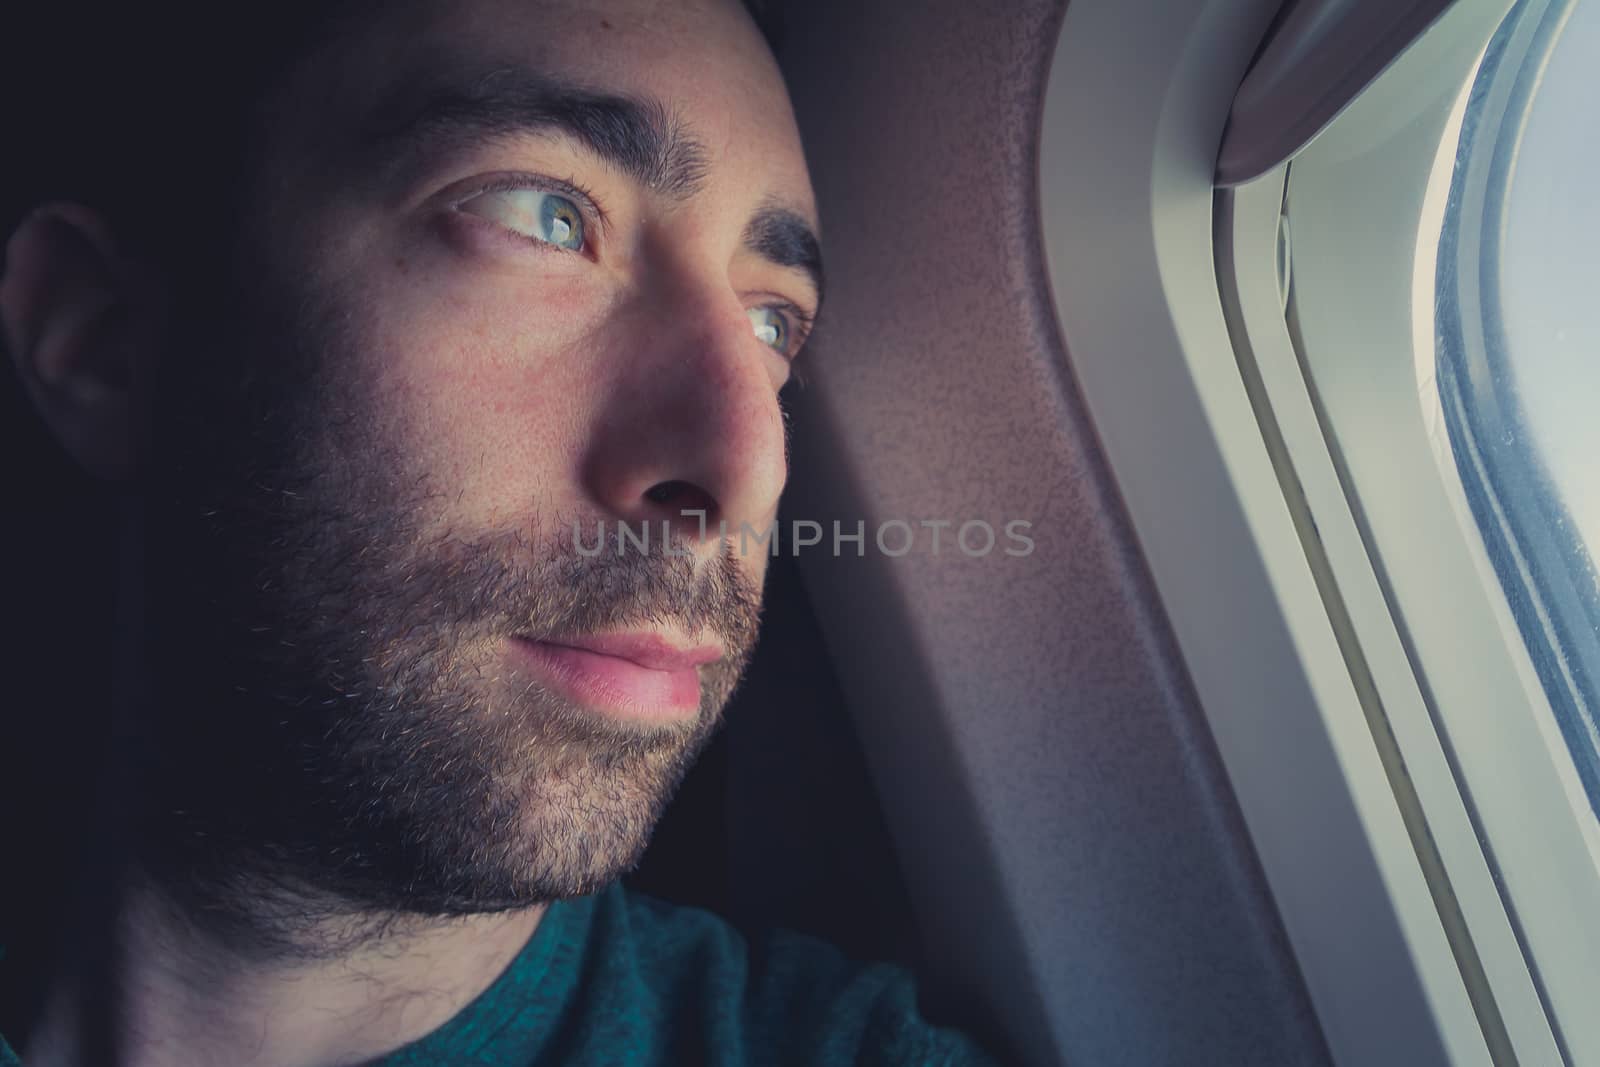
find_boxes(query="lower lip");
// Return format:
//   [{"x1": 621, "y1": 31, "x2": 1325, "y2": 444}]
[{"x1": 507, "y1": 637, "x2": 703, "y2": 720}]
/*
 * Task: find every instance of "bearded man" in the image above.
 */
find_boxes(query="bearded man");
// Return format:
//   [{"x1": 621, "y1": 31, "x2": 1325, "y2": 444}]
[{"x1": 0, "y1": 1, "x2": 1002, "y2": 1063}]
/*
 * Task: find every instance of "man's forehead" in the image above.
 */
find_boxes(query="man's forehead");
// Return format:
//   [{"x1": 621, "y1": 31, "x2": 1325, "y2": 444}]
[
  {"x1": 263, "y1": 0, "x2": 816, "y2": 228},
  {"x1": 247, "y1": 0, "x2": 821, "y2": 302}
]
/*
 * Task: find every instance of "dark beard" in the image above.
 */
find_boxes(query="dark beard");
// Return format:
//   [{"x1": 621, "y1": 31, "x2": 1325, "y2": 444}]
[{"x1": 127, "y1": 264, "x2": 763, "y2": 960}]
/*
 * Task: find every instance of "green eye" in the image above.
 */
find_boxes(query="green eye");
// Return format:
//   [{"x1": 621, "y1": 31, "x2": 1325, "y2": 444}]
[
  {"x1": 460, "y1": 188, "x2": 586, "y2": 251},
  {"x1": 748, "y1": 306, "x2": 791, "y2": 354}
]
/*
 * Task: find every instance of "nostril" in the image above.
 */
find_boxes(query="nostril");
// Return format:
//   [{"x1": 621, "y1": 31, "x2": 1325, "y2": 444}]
[
  {"x1": 643, "y1": 479, "x2": 717, "y2": 517},
  {"x1": 644, "y1": 480, "x2": 685, "y2": 504}
]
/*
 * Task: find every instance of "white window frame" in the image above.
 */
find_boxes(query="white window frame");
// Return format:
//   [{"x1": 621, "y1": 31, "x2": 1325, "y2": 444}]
[
  {"x1": 1040, "y1": 0, "x2": 1592, "y2": 1062},
  {"x1": 1275, "y1": 0, "x2": 1600, "y2": 1060}
]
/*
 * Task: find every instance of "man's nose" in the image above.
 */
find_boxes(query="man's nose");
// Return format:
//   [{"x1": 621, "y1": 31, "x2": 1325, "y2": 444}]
[{"x1": 581, "y1": 285, "x2": 789, "y2": 558}]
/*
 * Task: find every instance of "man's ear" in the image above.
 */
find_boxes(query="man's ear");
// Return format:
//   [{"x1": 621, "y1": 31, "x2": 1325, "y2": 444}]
[{"x1": 1, "y1": 202, "x2": 165, "y2": 481}]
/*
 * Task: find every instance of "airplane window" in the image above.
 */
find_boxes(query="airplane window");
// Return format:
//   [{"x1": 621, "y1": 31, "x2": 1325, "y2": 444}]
[
  {"x1": 1208, "y1": 0, "x2": 1600, "y2": 1052},
  {"x1": 1435, "y1": 0, "x2": 1600, "y2": 817}
]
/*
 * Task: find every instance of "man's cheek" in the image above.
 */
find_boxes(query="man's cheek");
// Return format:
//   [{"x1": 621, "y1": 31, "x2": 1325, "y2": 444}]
[
  {"x1": 355, "y1": 329, "x2": 592, "y2": 529},
  {"x1": 343, "y1": 246, "x2": 622, "y2": 517}
]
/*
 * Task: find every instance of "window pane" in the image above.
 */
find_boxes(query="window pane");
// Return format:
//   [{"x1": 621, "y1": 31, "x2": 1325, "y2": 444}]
[{"x1": 1436, "y1": 0, "x2": 1600, "y2": 816}]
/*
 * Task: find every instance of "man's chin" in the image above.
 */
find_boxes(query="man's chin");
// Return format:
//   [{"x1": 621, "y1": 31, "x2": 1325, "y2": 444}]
[{"x1": 349, "y1": 686, "x2": 718, "y2": 916}]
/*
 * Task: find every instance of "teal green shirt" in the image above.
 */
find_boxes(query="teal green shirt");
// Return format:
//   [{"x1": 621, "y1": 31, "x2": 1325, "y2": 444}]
[{"x1": 0, "y1": 882, "x2": 1003, "y2": 1066}]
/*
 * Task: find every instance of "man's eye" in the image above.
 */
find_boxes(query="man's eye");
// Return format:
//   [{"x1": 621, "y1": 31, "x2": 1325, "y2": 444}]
[
  {"x1": 748, "y1": 306, "x2": 793, "y2": 354},
  {"x1": 458, "y1": 188, "x2": 586, "y2": 251}
]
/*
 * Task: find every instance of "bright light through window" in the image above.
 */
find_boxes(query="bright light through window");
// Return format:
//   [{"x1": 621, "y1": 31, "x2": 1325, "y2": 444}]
[
  {"x1": 1435, "y1": 0, "x2": 1600, "y2": 816},
  {"x1": 1500, "y1": 2, "x2": 1599, "y2": 555}
]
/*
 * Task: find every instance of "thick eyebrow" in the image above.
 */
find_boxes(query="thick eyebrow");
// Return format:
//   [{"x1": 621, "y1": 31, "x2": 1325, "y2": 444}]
[
  {"x1": 361, "y1": 67, "x2": 710, "y2": 198},
  {"x1": 361, "y1": 66, "x2": 824, "y2": 310},
  {"x1": 744, "y1": 204, "x2": 825, "y2": 312}
]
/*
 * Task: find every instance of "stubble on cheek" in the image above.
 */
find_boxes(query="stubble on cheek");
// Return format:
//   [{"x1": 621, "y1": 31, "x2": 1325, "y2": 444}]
[{"x1": 138, "y1": 246, "x2": 766, "y2": 928}]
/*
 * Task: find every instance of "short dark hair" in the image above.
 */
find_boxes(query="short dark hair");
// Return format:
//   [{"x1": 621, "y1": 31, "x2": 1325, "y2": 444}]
[
  {"x1": 0, "y1": 5, "x2": 339, "y2": 277},
  {"x1": 0, "y1": 0, "x2": 784, "y2": 271}
]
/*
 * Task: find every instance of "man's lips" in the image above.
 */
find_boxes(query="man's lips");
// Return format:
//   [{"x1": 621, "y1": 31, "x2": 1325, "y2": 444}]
[
  {"x1": 540, "y1": 632, "x2": 724, "y2": 671},
  {"x1": 506, "y1": 631, "x2": 723, "y2": 720}
]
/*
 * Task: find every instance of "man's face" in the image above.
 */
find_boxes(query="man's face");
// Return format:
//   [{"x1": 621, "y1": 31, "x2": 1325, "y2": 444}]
[{"x1": 137, "y1": 0, "x2": 818, "y2": 932}]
